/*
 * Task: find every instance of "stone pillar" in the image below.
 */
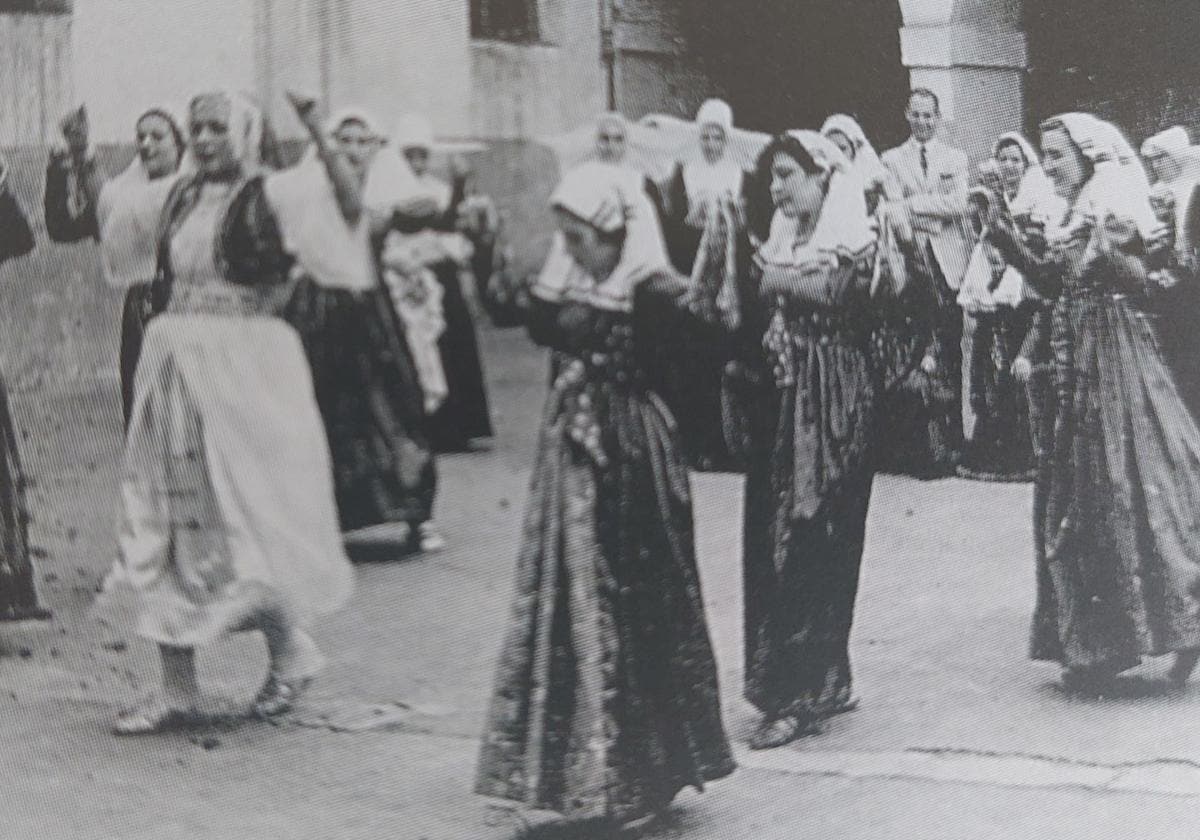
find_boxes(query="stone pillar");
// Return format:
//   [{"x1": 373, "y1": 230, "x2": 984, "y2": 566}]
[{"x1": 897, "y1": 0, "x2": 1027, "y2": 166}]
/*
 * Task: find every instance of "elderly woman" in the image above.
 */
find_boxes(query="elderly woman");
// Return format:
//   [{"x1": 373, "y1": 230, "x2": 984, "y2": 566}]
[
  {"x1": 379, "y1": 113, "x2": 494, "y2": 453},
  {"x1": 987, "y1": 112, "x2": 1200, "y2": 692},
  {"x1": 476, "y1": 162, "x2": 735, "y2": 834},
  {"x1": 44, "y1": 105, "x2": 188, "y2": 423},
  {"x1": 955, "y1": 133, "x2": 1064, "y2": 481},
  {"x1": 112, "y1": 91, "x2": 353, "y2": 734},
  {"x1": 270, "y1": 107, "x2": 438, "y2": 554},
  {"x1": 741, "y1": 131, "x2": 886, "y2": 749}
]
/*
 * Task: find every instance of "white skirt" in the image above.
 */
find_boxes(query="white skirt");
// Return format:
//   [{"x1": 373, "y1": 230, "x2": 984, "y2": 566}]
[{"x1": 117, "y1": 313, "x2": 353, "y2": 647}]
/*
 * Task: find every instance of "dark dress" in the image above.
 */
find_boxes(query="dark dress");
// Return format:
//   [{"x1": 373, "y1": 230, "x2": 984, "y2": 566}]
[
  {"x1": 389, "y1": 178, "x2": 494, "y2": 452},
  {"x1": 742, "y1": 251, "x2": 882, "y2": 722},
  {"x1": 283, "y1": 279, "x2": 437, "y2": 532},
  {"x1": 0, "y1": 195, "x2": 43, "y2": 620},
  {"x1": 475, "y1": 276, "x2": 735, "y2": 825},
  {"x1": 873, "y1": 238, "x2": 963, "y2": 478},
  {"x1": 958, "y1": 302, "x2": 1036, "y2": 481},
  {"x1": 44, "y1": 154, "x2": 152, "y2": 427},
  {"x1": 991, "y1": 210, "x2": 1200, "y2": 674},
  {"x1": 657, "y1": 164, "x2": 754, "y2": 471}
]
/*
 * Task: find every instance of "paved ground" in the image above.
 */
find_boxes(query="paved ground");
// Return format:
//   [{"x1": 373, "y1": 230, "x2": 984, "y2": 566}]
[{"x1": 3, "y1": 322, "x2": 1200, "y2": 839}]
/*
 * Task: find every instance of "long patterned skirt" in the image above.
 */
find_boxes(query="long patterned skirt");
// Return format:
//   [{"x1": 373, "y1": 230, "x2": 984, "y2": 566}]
[
  {"x1": 1030, "y1": 294, "x2": 1200, "y2": 671},
  {"x1": 284, "y1": 279, "x2": 436, "y2": 532},
  {"x1": 476, "y1": 365, "x2": 734, "y2": 824},
  {"x1": 0, "y1": 378, "x2": 42, "y2": 621}
]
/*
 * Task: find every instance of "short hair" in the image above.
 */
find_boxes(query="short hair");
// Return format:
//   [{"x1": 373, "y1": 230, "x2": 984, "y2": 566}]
[{"x1": 908, "y1": 88, "x2": 940, "y2": 114}]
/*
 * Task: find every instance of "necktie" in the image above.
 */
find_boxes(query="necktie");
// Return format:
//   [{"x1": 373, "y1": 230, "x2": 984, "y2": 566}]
[{"x1": 920, "y1": 144, "x2": 929, "y2": 180}]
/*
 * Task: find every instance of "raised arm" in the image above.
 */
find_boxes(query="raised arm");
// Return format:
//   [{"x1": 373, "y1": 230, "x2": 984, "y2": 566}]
[{"x1": 286, "y1": 91, "x2": 362, "y2": 227}]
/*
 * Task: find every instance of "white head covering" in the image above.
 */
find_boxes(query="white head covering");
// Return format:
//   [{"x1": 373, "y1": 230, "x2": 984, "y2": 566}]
[
  {"x1": 696, "y1": 98, "x2": 734, "y2": 133},
  {"x1": 682, "y1": 98, "x2": 743, "y2": 208},
  {"x1": 756, "y1": 130, "x2": 875, "y2": 268},
  {"x1": 1045, "y1": 112, "x2": 1158, "y2": 241},
  {"x1": 820, "y1": 114, "x2": 887, "y2": 192},
  {"x1": 1142, "y1": 126, "x2": 1191, "y2": 160},
  {"x1": 325, "y1": 106, "x2": 385, "y2": 141},
  {"x1": 384, "y1": 112, "x2": 452, "y2": 212},
  {"x1": 393, "y1": 112, "x2": 436, "y2": 153},
  {"x1": 96, "y1": 106, "x2": 191, "y2": 290},
  {"x1": 533, "y1": 161, "x2": 672, "y2": 312},
  {"x1": 990, "y1": 131, "x2": 1065, "y2": 221}
]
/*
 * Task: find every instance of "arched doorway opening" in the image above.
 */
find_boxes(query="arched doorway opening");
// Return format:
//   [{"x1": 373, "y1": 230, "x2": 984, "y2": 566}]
[{"x1": 677, "y1": 0, "x2": 910, "y2": 147}]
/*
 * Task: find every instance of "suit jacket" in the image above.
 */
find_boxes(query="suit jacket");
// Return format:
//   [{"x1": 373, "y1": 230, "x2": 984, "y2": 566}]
[{"x1": 882, "y1": 137, "x2": 972, "y2": 290}]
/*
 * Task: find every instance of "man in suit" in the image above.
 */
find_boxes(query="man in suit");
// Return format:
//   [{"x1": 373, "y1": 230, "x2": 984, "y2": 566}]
[{"x1": 881, "y1": 88, "x2": 974, "y2": 471}]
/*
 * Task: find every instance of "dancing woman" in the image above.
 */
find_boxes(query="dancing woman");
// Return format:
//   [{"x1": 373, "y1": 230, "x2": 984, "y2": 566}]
[
  {"x1": 113, "y1": 91, "x2": 353, "y2": 733},
  {"x1": 987, "y1": 113, "x2": 1200, "y2": 691},
  {"x1": 381, "y1": 113, "x2": 494, "y2": 453},
  {"x1": 741, "y1": 131, "x2": 885, "y2": 749},
  {"x1": 476, "y1": 162, "x2": 735, "y2": 834},
  {"x1": 269, "y1": 106, "x2": 438, "y2": 552},
  {"x1": 44, "y1": 105, "x2": 188, "y2": 423}
]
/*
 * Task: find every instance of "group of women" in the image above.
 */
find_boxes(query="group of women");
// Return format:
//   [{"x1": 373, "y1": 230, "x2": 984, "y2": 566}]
[
  {"x1": 473, "y1": 99, "x2": 1200, "y2": 836},
  {"x1": 31, "y1": 91, "x2": 498, "y2": 733},
  {"x1": 3, "y1": 81, "x2": 1200, "y2": 836}
]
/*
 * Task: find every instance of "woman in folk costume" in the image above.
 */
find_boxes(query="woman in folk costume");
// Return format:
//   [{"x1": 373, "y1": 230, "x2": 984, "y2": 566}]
[
  {"x1": 0, "y1": 160, "x2": 42, "y2": 623},
  {"x1": 654, "y1": 99, "x2": 756, "y2": 471},
  {"x1": 663, "y1": 98, "x2": 749, "y2": 274},
  {"x1": 741, "y1": 131, "x2": 893, "y2": 749},
  {"x1": 820, "y1": 113, "x2": 894, "y2": 213},
  {"x1": 986, "y1": 112, "x2": 1200, "y2": 692},
  {"x1": 271, "y1": 106, "x2": 440, "y2": 555},
  {"x1": 476, "y1": 162, "x2": 735, "y2": 835},
  {"x1": 43, "y1": 105, "x2": 188, "y2": 424},
  {"x1": 110, "y1": 91, "x2": 353, "y2": 734},
  {"x1": 1140, "y1": 126, "x2": 1200, "y2": 418},
  {"x1": 955, "y1": 132, "x2": 1065, "y2": 481},
  {"x1": 380, "y1": 112, "x2": 494, "y2": 453}
]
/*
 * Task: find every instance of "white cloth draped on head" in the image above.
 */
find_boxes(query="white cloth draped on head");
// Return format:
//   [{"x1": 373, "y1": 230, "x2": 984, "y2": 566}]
[
  {"x1": 820, "y1": 114, "x2": 888, "y2": 194},
  {"x1": 96, "y1": 105, "x2": 191, "y2": 290},
  {"x1": 379, "y1": 112, "x2": 453, "y2": 212},
  {"x1": 534, "y1": 161, "x2": 673, "y2": 312},
  {"x1": 991, "y1": 131, "x2": 1064, "y2": 221},
  {"x1": 261, "y1": 103, "x2": 380, "y2": 291},
  {"x1": 1046, "y1": 112, "x2": 1159, "y2": 241},
  {"x1": 1140, "y1": 125, "x2": 1200, "y2": 247},
  {"x1": 755, "y1": 130, "x2": 876, "y2": 269},
  {"x1": 1142, "y1": 126, "x2": 1191, "y2": 160},
  {"x1": 195, "y1": 90, "x2": 266, "y2": 176},
  {"x1": 682, "y1": 98, "x2": 743, "y2": 209}
]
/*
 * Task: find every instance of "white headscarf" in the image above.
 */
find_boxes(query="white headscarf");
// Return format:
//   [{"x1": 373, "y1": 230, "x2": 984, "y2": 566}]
[
  {"x1": 755, "y1": 130, "x2": 876, "y2": 268},
  {"x1": 534, "y1": 161, "x2": 673, "y2": 312},
  {"x1": 681, "y1": 98, "x2": 744, "y2": 209},
  {"x1": 990, "y1": 132, "x2": 1064, "y2": 221},
  {"x1": 262, "y1": 104, "x2": 380, "y2": 291},
  {"x1": 96, "y1": 106, "x2": 190, "y2": 290},
  {"x1": 389, "y1": 112, "x2": 453, "y2": 212},
  {"x1": 820, "y1": 114, "x2": 887, "y2": 194},
  {"x1": 1046, "y1": 112, "x2": 1158, "y2": 241},
  {"x1": 1141, "y1": 125, "x2": 1200, "y2": 246}
]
